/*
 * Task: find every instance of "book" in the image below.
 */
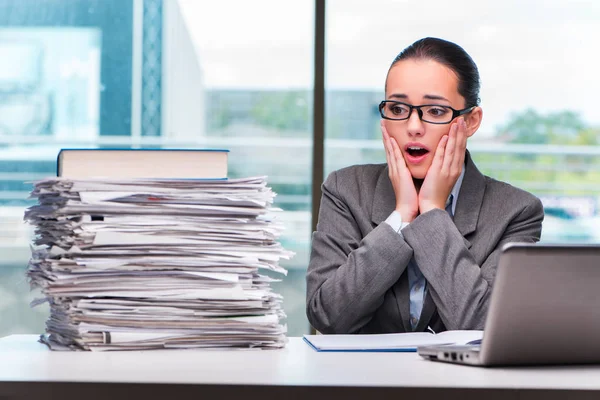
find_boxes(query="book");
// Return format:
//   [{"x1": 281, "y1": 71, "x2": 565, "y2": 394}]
[
  {"x1": 303, "y1": 330, "x2": 483, "y2": 352},
  {"x1": 57, "y1": 149, "x2": 229, "y2": 179}
]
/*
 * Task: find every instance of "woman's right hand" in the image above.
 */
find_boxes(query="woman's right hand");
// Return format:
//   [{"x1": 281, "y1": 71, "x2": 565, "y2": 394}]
[{"x1": 381, "y1": 122, "x2": 418, "y2": 223}]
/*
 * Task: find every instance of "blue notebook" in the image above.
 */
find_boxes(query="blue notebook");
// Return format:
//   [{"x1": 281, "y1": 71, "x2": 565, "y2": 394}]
[{"x1": 303, "y1": 330, "x2": 483, "y2": 352}]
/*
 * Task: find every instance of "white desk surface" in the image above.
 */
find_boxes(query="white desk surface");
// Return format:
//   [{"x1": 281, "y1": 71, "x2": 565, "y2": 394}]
[{"x1": 2, "y1": 334, "x2": 600, "y2": 399}]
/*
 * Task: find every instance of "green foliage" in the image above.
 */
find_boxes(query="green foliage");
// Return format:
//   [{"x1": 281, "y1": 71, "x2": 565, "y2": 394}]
[
  {"x1": 208, "y1": 101, "x2": 233, "y2": 132},
  {"x1": 495, "y1": 108, "x2": 587, "y2": 144},
  {"x1": 563, "y1": 128, "x2": 599, "y2": 146},
  {"x1": 472, "y1": 151, "x2": 600, "y2": 198},
  {"x1": 476, "y1": 108, "x2": 600, "y2": 198},
  {"x1": 250, "y1": 91, "x2": 310, "y2": 134}
]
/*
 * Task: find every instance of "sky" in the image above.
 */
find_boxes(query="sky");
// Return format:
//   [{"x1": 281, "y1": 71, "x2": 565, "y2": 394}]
[{"x1": 175, "y1": 0, "x2": 600, "y2": 136}]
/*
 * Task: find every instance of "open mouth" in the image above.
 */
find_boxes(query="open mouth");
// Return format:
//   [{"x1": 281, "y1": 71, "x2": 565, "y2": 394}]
[{"x1": 406, "y1": 146, "x2": 430, "y2": 158}]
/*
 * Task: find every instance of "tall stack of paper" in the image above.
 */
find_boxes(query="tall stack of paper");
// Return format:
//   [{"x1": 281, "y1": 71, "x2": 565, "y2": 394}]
[{"x1": 24, "y1": 176, "x2": 293, "y2": 351}]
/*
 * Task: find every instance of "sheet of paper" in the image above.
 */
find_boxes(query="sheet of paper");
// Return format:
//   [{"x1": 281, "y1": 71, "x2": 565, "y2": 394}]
[{"x1": 303, "y1": 330, "x2": 484, "y2": 352}]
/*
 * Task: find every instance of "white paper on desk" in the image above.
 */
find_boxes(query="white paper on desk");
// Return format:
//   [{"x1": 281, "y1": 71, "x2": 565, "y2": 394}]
[
  {"x1": 64, "y1": 287, "x2": 269, "y2": 300},
  {"x1": 80, "y1": 215, "x2": 250, "y2": 224},
  {"x1": 79, "y1": 222, "x2": 280, "y2": 238},
  {"x1": 75, "y1": 305, "x2": 270, "y2": 317},
  {"x1": 75, "y1": 298, "x2": 267, "y2": 310},
  {"x1": 303, "y1": 330, "x2": 483, "y2": 352},
  {"x1": 49, "y1": 271, "x2": 243, "y2": 284},
  {"x1": 79, "y1": 191, "x2": 271, "y2": 204},
  {"x1": 67, "y1": 176, "x2": 268, "y2": 192},
  {"x1": 108, "y1": 332, "x2": 182, "y2": 343},
  {"x1": 79, "y1": 192, "x2": 144, "y2": 203},
  {"x1": 93, "y1": 231, "x2": 204, "y2": 246},
  {"x1": 65, "y1": 199, "x2": 267, "y2": 213}
]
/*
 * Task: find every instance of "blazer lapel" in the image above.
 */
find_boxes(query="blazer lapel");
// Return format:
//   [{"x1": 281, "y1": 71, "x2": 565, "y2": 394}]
[
  {"x1": 370, "y1": 165, "x2": 396, "y2": 226},
  {"x1": 453, "y1": 151, "x2": 486, "y2": 242},
  {"x1": 415, "y1": 291, "x2": 437, "y2": 332},
  {"x1": 392, "y1": 271, "x2": 412, "y2": 332}
]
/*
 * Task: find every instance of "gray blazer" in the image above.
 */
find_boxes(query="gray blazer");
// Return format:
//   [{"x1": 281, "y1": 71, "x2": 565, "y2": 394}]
[{"x1": 306, "y1": 152, "x2": 544, "y2": 334}]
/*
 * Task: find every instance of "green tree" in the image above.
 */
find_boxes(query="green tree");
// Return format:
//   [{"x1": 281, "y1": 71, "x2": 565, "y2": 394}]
[
  {"x1": 495, "y1": 109, "x2": 587, "y2": 145},
  {"x1": 208, "y1": 103, "x2": 233, "y2": 132},
  {"x1": 250, "y1": 91, "x2": 310, "y2": 134},
  {"x1": 563, "y1": 128, "x2": 599, "y2": 146},
  {"x1": 488, "y1": 109, "x2": 600, "y2": 196}
]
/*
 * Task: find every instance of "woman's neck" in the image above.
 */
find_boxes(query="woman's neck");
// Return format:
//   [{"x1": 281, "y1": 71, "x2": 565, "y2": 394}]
[{"x1": 413, "y1": 177, "x2": 424, "y2": 193}]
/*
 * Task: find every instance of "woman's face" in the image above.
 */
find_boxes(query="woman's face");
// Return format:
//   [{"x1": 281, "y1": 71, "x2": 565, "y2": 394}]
[{"x1": 383, "y1": 58, "x2": 471, "y2": 179}]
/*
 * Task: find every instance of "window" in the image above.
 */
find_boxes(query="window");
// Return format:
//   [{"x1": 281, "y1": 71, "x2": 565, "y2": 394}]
[{"x1": 0, "y1": 0, "x2": 314, "y2": 337}]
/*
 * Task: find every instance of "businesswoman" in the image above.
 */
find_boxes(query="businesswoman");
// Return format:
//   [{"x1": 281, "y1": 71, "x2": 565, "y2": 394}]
[{"x1": 306, "y1": 37, "x2": 544, "y2": 334}]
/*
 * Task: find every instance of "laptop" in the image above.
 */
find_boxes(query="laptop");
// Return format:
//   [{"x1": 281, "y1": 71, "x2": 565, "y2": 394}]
[{"x1": 418, "y1": 242, "x2": 600, "y2": 367}]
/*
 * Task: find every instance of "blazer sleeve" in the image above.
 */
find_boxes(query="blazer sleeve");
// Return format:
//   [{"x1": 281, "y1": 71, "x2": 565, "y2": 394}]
[
  {"x1": 401, "y1": 196, "x2": 544, "y2": 330},
  {"x1": 306, "y1": 170, "x2": 413, "y2": 334}
]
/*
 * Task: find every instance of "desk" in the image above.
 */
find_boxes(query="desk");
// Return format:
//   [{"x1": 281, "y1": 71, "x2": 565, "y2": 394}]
[{"x1": 1, "y1": 335, "x2": 600, "y2": 400}]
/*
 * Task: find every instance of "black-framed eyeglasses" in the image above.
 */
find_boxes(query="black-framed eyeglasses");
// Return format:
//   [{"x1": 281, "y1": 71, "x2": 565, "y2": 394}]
[{"x1": 379, "y1": 100, "x2": 475, "y2": 125}]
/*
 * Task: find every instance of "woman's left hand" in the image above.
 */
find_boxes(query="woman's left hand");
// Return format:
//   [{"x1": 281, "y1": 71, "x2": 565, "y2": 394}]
[{"x1": 418, "y1": 117, "x2": 468, "y2": 214}]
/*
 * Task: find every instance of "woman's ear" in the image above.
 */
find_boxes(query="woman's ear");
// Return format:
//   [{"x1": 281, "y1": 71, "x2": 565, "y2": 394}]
[{"x1": 465, "y1": 107, "x2": 483, "y2": 137}]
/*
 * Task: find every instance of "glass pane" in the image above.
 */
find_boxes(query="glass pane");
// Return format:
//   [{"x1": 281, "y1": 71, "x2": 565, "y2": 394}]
[
  {"x1": 0, "y1": 0, "x2": 314, "y2": 337},
  {"x1": 326, "y1": 0, "x2": 600, "y2": 244},
  {"x1": 0, "y1": 0, "x2": 131, "y2": 337},
  {"x1": 173, "y1": 0, "x2": 314, "y2": 336}
]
